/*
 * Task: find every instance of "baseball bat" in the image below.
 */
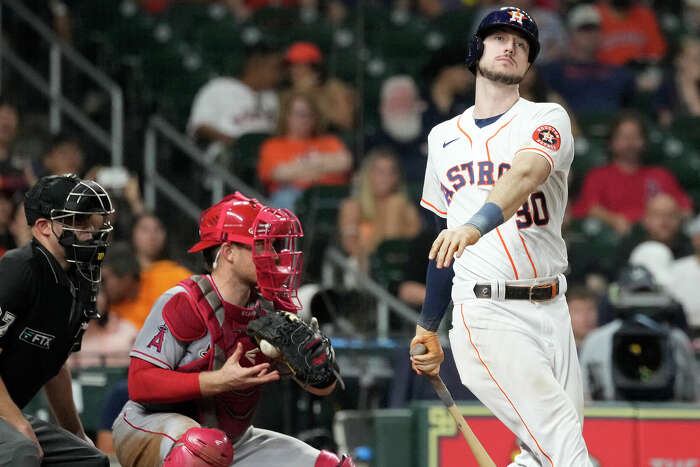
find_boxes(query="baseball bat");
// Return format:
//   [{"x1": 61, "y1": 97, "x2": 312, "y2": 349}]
[{"x1": 410, "y1": 343, "x2": 496, "y2": 467}]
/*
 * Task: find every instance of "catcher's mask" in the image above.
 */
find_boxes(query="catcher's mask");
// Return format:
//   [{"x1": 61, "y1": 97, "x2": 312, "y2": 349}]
[
  {"x1": 25, "y1": 174, "x2": 114, "y2": 283},
  {"x1": 189, "y1": 192, "x2": 304, "y2": 310}
]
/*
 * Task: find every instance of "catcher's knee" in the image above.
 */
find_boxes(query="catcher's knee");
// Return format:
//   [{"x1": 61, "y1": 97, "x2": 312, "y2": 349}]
[
  {"x1": 314, "y1": 450, "x2": 356, "y2": 467},
  {"x1": 162, "y1": 427, "x2": 233, "y2": 467}
]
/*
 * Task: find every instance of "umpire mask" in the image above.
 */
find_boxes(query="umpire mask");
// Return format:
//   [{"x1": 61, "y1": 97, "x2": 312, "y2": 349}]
[{"x1": 51, "y1": 179, "x2": 114, "y2": 283}]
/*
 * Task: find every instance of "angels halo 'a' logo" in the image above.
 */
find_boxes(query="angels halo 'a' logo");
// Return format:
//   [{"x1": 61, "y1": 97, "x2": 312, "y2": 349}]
[{"x1": 532, "y1": 125, "x2": 561, "y2": 151}]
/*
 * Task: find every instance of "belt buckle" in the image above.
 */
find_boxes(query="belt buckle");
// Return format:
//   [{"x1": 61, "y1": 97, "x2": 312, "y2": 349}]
[{"x1": 529, "y1": 283, "x2": 555, "y2": 302}]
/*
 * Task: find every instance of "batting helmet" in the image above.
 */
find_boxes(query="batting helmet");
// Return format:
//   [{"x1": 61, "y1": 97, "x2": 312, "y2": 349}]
[
  {"x1": 189, "y1": 192, "x2": 304, "y2": 310},
  {"x1": 466, "y1": 6, "x2": 540, "y2": 74}
]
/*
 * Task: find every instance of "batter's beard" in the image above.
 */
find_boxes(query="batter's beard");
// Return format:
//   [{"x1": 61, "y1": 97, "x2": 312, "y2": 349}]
[{"x1": 477, "y1": 63, "x2": 524, "y2": 85}]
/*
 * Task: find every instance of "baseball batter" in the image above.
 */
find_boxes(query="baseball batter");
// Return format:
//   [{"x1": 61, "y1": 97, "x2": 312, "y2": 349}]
[
  {"x1": 410, "y1": 7, "x2": 593, "y2": 466},
  {"x1": 111, "y1": 193, "x2": 353, "y2": 467}
]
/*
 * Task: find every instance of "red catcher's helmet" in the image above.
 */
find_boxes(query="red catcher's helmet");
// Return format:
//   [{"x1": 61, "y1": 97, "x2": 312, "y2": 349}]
[{"x1": 188, "y1": 192, "x2": 304, "y2": 310}]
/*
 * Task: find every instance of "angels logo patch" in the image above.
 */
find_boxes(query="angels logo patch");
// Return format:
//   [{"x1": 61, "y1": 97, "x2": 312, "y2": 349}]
[{"x1": 532, "y1": 125, "x2": 561, "y2": 151}]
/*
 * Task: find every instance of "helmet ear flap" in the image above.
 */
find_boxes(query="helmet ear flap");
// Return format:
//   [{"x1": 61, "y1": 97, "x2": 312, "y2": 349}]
[{"x1": 466, "y1": 34, "x2": 483, "y2": 74}]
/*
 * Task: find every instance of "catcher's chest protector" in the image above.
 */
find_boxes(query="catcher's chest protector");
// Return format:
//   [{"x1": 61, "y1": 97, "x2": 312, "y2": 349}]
[{"x1": 177, "y1": 275, "x2": 269, "y2": 441}]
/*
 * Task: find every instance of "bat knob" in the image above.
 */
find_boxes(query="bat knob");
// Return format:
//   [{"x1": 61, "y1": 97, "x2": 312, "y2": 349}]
[{"x1": 410, "y1": 343, "x2": 427, "y2": 356}]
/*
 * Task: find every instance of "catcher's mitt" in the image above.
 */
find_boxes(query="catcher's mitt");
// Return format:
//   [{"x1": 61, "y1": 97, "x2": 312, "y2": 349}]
[{"x1": 246, "y1": 311, "x2": 343, "y2": 390}]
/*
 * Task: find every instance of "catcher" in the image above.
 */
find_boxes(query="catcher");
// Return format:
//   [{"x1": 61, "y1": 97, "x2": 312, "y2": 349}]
[{"x1": 112, "y1": 193, "x2": 352, "y2": 467}]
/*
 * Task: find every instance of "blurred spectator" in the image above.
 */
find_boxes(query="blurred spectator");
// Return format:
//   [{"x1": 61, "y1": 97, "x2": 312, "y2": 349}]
[
  {"x1": 568, "y1": 284, "x2": 599, "y2": 352},
  {"x1": 654, "y1": 36, "x2": 700, "y2": 126},
  {"x1": 572, "y1": 112, "x2": 692, "y2": 234},
  {"x1": 105, "y1": 221, "x2": 192, "y2": 330},
  {"x1": 617, "y1": 194, "x2": 692, "y2": 264},
  {"x1": 628, "y1": 241, "x2": 675, "y2": 290},
  {"x1": 365, "y1": 75, "x2": 428, "y2": 184},
  {"x1": 338, "y1": 148, "x2": 421, "y2": 271},
  {"x1": 68, "y1": 287, "x2": 138, "y2": 368},
  {"x1": 26, "y1": 132, "x2": 85, "y2": 185},
  {"x1": 257, "y1": 91, "x2": 352, "y2": 209},
  {"x1": 9, "y1": 201, "x2": 31, "y2": 247},
  {"x1": 472, "y1": 0, "x2": 568, "y2": 64},
  {"x1": 421, "y1": 45, "x2": 474, "y2": 131},
  {"x1": 0, "y1": 191, "x2": 16, "y2": 257},
  {"x1": 396, "y1": 231, "x2": 435, "y2": 307},
  {"x1": 0, "y1": 99, "x2": 28, "y2": 195},
  {"x1": 668, "y1": 215, "x2": 700, "y2": 332},
  {"x1": 187, "y1": 44, "x2": 283, "y2": 146},
  {"x1": 284, "y1": 41, "x2": 357, "y2": 133},
  {"x1": 682, "y1": 0, "x2": 700, "y2": 35},
  {"x1": 96, "y1": 380, "x2": 129, "y2": 455},
  {"x1": 580, "y1": 265, "x2": 699, "y2": 402},
  {"x1": 540, "y1": 4, "x2": 634, "y2": 116},
  {"x1": 86, "y1": 165, "x2": 145, "y2": 241},
  {"x1": 595, "y1": 0, "x2": 667, "y2": 65},
  {"x1": 518, "y1": 65, "x2": 567, "y2": 105}
]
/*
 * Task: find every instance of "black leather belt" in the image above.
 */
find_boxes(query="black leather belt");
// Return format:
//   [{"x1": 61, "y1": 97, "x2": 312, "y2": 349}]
[{"x1": 473, "y1": 279, "x2": 560, "y2": 302}]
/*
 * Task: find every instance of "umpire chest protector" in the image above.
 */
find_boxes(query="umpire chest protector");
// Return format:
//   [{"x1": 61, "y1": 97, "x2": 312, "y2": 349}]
[
  {"x1": 164, "y1": 274, "x2": 271, "y2": 441},
  {"x1": 0, "y1": 240, "x2": 90, "y2": 408}
]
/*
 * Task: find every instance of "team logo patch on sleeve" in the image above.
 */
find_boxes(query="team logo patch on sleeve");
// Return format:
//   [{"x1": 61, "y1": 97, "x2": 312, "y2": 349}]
[{"x1": 532, "y1": 125, "x2": 561, "y2": 151}]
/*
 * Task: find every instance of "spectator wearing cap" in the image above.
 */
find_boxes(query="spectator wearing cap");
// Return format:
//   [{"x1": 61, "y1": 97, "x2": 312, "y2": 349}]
[
  {"x1": 187, "y1": 44, "x2": 283, "y2": 146},
  {"x1": 667, "y1": 215, "x2": 700, "y2": 333},
  {"x1": 365, "y1": 75, "x2": 428, "y2": 185},
  {"x1": 258, "y1": 90, "x2": 352, "y2": 210},
  {"x1": 572, "y1": 112, "x2": 693, "y2": 234},
  {"x1": 284, "y1": 41, "x2": 356, "y2": 134},
  {"x1": 421, "y1": 45, "x2": 474, "y2": 132},
  {"x1": 539, "y1": 4, "x2": 634, "y2": 116},
  {"x1": 594, "y1": 0, "x2": 667, "y2": 65}
]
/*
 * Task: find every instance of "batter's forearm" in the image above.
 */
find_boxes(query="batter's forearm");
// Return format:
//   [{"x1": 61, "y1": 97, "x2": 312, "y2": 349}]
[
  {"x1": 484, "y1": 152, "x2": 550, "y2": 219},
  {"x1": 44, "y1": 364, "x2": 85, "y2": 436},
  {"x1": 417, "y1": 259, "x2": 454, "y2": 331}
]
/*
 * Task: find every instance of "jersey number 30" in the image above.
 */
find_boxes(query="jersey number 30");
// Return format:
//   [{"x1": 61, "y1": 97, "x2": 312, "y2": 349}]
[{"x1": 516, "y1": 192, "x2": 549, "y2": 229}]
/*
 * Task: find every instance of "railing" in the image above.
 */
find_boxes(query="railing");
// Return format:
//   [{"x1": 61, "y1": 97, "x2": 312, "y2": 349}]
[
  {"x1": 0, "y1": 0, "x2": 124, "y2": 165},
  {"x1": 143, "y1": 115, "x2": 267, "y2": 220},
  {"x1": 322, "y1": 246, "x2": 419, "y2": 340}
]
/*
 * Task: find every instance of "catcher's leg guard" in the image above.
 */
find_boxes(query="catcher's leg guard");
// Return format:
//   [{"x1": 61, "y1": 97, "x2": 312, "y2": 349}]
[
  {"x1": 163, "y1": 427, "x2": 233, "y2": 467},
  {"x1": 314, "y1": 450, "x2": 356, "y2": 467}
]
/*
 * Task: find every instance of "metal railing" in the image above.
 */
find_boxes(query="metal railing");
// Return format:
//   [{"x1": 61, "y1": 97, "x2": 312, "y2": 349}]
[
  {"x1": 322, "y1": 246, "x2": 419, "y2": 340},
  {"x1": 0, "y1": 0, "x2": 123, "y2": 165},
  {"x1": 143, "y1": 115, "x2": 267, "y2": 220}
]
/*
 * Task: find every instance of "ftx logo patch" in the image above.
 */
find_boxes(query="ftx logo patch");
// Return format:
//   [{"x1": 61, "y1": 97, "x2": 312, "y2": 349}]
[{"x1": 20, "y1": 327, "x2": 55, "y2": 349}]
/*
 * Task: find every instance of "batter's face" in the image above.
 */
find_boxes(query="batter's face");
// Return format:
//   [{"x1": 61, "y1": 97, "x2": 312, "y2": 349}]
[{"x1": 477, "y1": 28, "x2": 531, "y2": 85}]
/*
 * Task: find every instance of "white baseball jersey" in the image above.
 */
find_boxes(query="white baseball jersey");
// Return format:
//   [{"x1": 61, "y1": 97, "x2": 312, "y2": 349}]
[
  {"x1": 421, "y1": 98, "x2": 573, "y2": 297},
  {"x1": 187, "y1": 77, "x2": 278, "y2": 138}
]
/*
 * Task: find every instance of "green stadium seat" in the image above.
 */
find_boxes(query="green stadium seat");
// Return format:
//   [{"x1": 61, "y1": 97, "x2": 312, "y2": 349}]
[
  {"x1": 577, "y1": 112, "x2": 614, "y2": 140},
  {"x1": 428, "y1": 8, "x2": 477, "y2": 47},
  {"x1": 231, "y1": 132, "x2": 271, "y2": 190},
  {"x1": 72, "y1": 367, "x2": 128, "y2": 434},
  {"x1": 670, "y1": 116, "x2": 700, "y2": 142},
  {"x1": 370, "y1": 238, "x2": 413, "y2": 291},
  {"x1": 566, "y1": 218, "x2": 622, "y2": 280}
]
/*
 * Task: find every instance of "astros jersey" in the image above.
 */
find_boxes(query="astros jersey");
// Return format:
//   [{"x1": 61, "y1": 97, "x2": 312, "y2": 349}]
[{"x1": 421, "y1": 98, "x2": 574, "y2": 298}]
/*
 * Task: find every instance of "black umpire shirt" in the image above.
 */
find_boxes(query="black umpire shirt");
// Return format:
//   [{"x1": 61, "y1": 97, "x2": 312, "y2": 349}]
[{"x1": 0, "y1": 239, "x2": 89, "y2": 409}]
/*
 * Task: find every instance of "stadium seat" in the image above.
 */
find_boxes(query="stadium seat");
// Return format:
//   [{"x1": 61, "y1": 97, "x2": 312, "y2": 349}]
[
  {"x1": 370, "y1": 239, "x2": 413, "y2": 292},
  {"x1": 566, "y1": 218, "x2": 621, "y2": 280},
  {"x1": 231, "y1": 132, "x2": 271, "y2": 191}
]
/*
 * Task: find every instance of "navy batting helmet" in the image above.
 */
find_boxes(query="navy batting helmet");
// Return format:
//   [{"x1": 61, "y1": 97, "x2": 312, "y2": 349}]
[{"x1": 466, "y1": 6, "x2": 540, "y2": 74}]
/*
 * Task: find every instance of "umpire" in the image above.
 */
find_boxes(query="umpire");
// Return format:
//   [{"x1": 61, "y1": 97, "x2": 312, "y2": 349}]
[{"x1": 0, "y1": 174, "x2": 114, "y2": 466}]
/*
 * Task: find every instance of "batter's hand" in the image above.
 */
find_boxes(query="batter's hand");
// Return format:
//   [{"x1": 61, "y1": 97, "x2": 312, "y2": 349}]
[
  {"x1": 410, "y1": 325, "x2": 444, "y2": 376},
  {"x1": 217, "y1": 343, "x2": 280, "y2": 391},
  {"x1": 430, "y1": 225, "x2": 481, "y2": 268}
]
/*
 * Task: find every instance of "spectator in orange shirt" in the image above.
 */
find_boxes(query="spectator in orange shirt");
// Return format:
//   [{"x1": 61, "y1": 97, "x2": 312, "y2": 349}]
[
  {"x1": 595, "y1": 0, "x2": 667, "y2": 65},
  {"x1": 258, "y1": 90, "x2": 352, "y2": 209},
  {"x1": 105, "y1": 215, "x2": 192, "y2": 329}
]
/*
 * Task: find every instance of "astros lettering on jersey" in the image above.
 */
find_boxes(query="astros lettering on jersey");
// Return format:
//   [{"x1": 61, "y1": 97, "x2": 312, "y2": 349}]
[{"x1": 421, "y1": 98, "x2": 573, "y2": 301}]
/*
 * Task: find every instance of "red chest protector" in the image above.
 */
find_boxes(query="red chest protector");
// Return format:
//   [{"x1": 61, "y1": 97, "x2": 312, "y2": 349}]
[{"x1": 172, "y1": 275, "x2": 270, "y2": 442}]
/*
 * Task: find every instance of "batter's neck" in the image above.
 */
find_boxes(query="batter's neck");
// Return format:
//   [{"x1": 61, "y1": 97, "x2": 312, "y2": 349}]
[{"x1": 473, "y1": 82, "x2": 520, "y2": 119}]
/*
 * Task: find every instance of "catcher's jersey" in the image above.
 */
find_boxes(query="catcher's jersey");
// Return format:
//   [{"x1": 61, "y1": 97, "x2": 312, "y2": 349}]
[
  {"x1": 130, "y1": 281, "x2": 263, "y2": 372},
  {"x1": 421, "y1": 98, "x2": 574, "y2": 295}
]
